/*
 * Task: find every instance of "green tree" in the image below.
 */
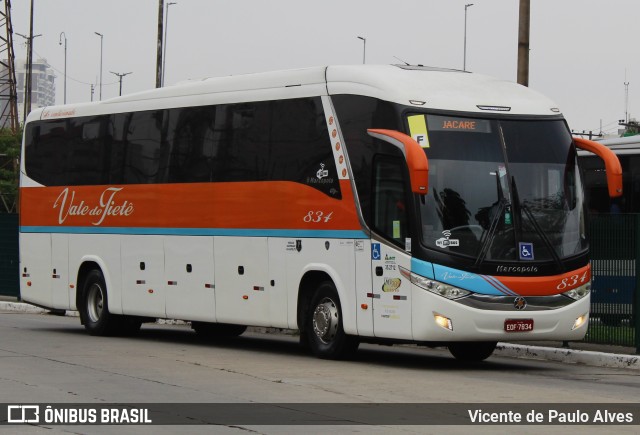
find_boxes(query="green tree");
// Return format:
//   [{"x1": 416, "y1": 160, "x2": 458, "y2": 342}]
[{"x1": 0, "y1": 129, "x2": 21, "y2": 213}]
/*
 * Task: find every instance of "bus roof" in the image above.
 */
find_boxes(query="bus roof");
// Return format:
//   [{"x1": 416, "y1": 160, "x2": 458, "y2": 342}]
[{"x1": 28, "y1": 65, "x2": 562, "y2": 123}]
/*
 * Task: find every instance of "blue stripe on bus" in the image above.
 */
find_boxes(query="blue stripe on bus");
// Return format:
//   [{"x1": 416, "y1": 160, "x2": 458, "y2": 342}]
[
  {"x1": 433, "y1": 264, "x2": 512, "y2": 296},
  {"x1": 19, "y1": 226, "x2": 369, "y2": 239},
  {"x1": 411, "y1": 257, "x2": 435, "y2": 279}
]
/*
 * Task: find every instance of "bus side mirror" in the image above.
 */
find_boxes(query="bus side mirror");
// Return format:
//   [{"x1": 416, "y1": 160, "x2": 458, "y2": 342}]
[
  {"x1": 367, "y1": 129, "x2": 429, "y2": 195},
  {"x1": 574, "y1": 137, "x2": 623, "y2": 198}
]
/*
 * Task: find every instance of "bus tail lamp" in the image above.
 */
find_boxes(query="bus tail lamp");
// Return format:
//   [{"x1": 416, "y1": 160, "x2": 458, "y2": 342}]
[
  {"x1": 572, "y1": 313, "x2": 588, "y2": 330},
  {"x1": 434, "y1": 313, "x2": 453, "y2": 331}
]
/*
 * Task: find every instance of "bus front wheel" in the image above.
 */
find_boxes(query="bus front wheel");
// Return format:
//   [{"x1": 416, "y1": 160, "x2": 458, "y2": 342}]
[
  {"x1": 448, "y1": 341, "x2": 497, "y2": 362},
  {"x1": 305, "y1": 281, "x2": 358, "y2": 359}
]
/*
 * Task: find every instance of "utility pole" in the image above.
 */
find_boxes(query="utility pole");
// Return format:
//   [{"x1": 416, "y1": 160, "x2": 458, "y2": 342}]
[
  {"x1": 26, "y1": 0, "x2": 34, "y2": 116},
  {"x1": 156, "y1": 0, "x2": 164, "y2": 88},
  {"x1": 110, "y1": 71, "x2": 132, "y2": 96},
  {"x1": 90, "y1": 84, "x2": 94, "y2": 102},
  {"x1": 517, "y1": 0, "x2": 530, "y2": 86},
  {"x1": 16, "y1": 31, "x2": 41, "y2": 123},
  {"x1": 162, "y1": 2, "x2": 176, "y2": 87},
  {"x1": 23, "y1": 0, "x2": 35, "y2": 122}
]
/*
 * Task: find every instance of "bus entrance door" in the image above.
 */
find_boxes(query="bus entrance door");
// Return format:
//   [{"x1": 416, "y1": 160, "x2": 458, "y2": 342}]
[{"x1": 370, "y1": 241, "x2": 412, "y2": 340}]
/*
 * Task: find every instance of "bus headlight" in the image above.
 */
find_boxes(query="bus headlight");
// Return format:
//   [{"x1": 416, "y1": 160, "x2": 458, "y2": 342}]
[
  {"x1": 400, "y1": 268, "x2": 470, "y2": 300},
  {"x1": 572, "y1": 313, "x2": 588, "y2": 330},
  {"x1": 562, "y1": 282, "x2": 591, "y2": 301}
]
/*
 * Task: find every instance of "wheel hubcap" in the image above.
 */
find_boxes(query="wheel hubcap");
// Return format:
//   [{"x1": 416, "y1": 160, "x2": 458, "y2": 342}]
[
  {"x1": 312, "y1": 297, "x2": 339, "y2": 344},
  {"x1": 87, "y1": 283, "x2": 104, "y2": 323}
]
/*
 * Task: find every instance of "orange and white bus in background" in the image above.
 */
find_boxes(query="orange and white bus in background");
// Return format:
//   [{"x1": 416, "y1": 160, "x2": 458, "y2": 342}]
[{"x1": 19, "y1": 65, "x2": 622, "y2": 361}]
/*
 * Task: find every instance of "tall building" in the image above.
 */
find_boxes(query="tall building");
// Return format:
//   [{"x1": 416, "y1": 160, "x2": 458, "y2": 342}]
[{"x1": 16, "y1": 58, "x2": 55, "y2": 117}]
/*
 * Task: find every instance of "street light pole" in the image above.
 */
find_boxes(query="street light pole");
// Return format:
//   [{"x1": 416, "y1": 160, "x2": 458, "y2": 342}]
[
  {"x1": 162, "y1": 2, "x2": 177, "y2": 87},
  {"x1": 94, "y1": 32, "x2": 103, "y2": 100},
  {"x1": 357, "y1": 36, "x2": 366, "y2": 64},
  {"x1": 464, "y1": 3, "x2": 474, "y2": 71},
  {"x1": 110, "y1": 71, "x2": 133, "y2": 96},
  {"x1": 59, "y1": 32, "x2": 67, "y2": 104}
]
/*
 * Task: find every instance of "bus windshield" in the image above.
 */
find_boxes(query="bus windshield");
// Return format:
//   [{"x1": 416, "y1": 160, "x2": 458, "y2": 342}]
[{"x1": 412, "y1": 114, "x2": 587, "y2": 263}]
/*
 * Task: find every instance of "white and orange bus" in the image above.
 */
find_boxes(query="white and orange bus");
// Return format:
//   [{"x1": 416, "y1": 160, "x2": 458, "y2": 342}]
[{"x1": 19, "y1": 65, "x2": 621, "y2": 361}]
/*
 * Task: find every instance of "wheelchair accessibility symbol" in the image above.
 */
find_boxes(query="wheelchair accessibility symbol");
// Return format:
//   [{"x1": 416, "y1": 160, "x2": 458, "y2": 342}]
[
  {"x1": 371, "y1": 243, "x2": 381, "y2": 260},
  {"x1": 519, "y1": 242, "x2": 534, "y2": 261}
]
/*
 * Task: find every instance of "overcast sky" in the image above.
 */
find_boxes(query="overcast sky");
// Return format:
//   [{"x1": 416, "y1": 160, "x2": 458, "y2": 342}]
[{"x1": 11, "y1": 0, "x2": 639, "y2": 135}]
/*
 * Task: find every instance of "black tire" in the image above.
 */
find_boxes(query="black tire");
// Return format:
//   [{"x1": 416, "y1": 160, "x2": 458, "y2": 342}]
[
  {"x1": 191, "y1": 322, "x2": 247, "y2": 339},
  {"x1": 80, "y1": 269, "x2": 119, "y2": 336},
  {"x1": 305, "y1": 281, "x2": 359, "y2": 359},
  {"x1": 448, "y1": 341, "x2": 497, "y2": 362}
]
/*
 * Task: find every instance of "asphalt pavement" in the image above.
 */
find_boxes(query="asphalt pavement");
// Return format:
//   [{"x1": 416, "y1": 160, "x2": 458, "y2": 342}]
[{"x1": 1, "y1": 295, "x2": 638, "y2": 370}]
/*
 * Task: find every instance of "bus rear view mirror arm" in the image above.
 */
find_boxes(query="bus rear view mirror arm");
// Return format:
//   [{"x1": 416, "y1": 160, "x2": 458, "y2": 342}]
[
  {"x1": 574, "y1": 137, "x2": 623, "y2": 198},
  {"x1": 367, "y1": 129, "x2": 429, "y2": 195}
]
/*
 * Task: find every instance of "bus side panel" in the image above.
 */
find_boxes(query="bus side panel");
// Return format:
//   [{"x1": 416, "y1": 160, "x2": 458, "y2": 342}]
[
  {"x1": 164, "y1": 236, "x2": 216, "y2": 322},
  {"x1": 68, "y1": 234, "x2": 124, "y2": 314},
  {"x1": 214, "y1": 236, "x2": 270, "y2": 326},
  {"x1": 19, "y1": 232, "x2": 52, "y2": 308},
  {"x1": 267, "y1": 238, "x2": 289, "y2": 328},
  {"x1": 51, "y1": 234, "x2": 70, "y2": 309},
  {"x1": 121, "y1": 235, "x2": 166, "y2": 318}
]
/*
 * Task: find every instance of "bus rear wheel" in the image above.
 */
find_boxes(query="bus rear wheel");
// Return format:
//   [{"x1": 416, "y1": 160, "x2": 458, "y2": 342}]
[
  {"x1": 448, "y1": 341, "x2": 497, "y2": 362},
  {"x1": 81, "y1": 269, "x2": 141, "y2": 336},
  {"x1": 305, "y1": 281, "x2": 358, "y2": 359},
  {"x1": 81, "y1": 270, "x2": 117, "y2": 336}
]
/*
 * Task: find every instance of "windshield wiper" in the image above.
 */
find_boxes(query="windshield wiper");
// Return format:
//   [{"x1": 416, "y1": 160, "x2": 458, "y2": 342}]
[
  {"x1": 511, "y1": 177, "x2": 564, "y2": 271},
  {"x1": 474, "y1": 198, "x2": 506, "y2": 267},
  {"x1": 474, "y1": 169, "x2": 508, "y2": 267}
]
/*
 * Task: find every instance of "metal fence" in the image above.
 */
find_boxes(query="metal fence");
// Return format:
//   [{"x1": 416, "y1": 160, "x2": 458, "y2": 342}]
[
  {"x1": 0, "y1": 213, "x2": 18, "y2": 297},
  {"x1": 584, "y1": 214, "x2": 639, "y2": 352}
]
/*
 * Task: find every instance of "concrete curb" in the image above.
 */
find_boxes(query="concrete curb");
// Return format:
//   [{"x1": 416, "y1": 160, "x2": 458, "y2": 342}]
[
  {"x1": 495, "y1": 343, "x2": 640, "y2": 370},
  {"x1": 2, "y1": 301, "x2": 638, "y2": 370}
]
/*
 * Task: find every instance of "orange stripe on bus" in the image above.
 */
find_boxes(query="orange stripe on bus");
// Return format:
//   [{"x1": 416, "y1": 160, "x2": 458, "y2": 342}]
[
  {"x1": 20, "y1": 180, "x2": 362, "y2": 231},
  {"x1": 489, "y1": 264, "x2": 591, "y2": 296}
]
